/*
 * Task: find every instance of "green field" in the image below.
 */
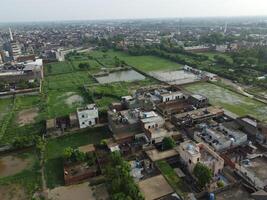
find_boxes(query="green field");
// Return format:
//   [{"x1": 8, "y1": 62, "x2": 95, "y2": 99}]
[
  {"x1": 89, "y1": 50, "x2": 183, "y2": 72},
  {"x1": 0, "y1": 150, "x2": 41, "y2": 198},
  {"x1": 197, "y1": 52, "x2": 233, "y2": 63},
  {"x1": 45, "y1": 126, "x2": 111, "y2": 188},
  {"x1": 184, "y1": 82, "x2": 267, "y2": 121},
  {"x1": 0, "y1": 95, "x2": 44, "y2": 145},
  {"x1": 87, "y1": 79, "x2": 158, "y2": 110}
]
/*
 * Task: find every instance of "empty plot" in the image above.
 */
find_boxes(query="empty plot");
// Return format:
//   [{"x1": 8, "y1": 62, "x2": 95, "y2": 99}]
[
  {"x1": 95, "y1": 70, "x2": 145, "y2": 84},
  {"x1": 149, "y1": 70, "x2": 200, "y2": 85},
  {"x1": 184, "y1": 82, "x2": 267, "y2": 121}
]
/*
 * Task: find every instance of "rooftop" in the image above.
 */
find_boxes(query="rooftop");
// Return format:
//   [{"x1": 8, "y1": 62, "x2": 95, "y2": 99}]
[
  {"x1": 138, "y1": 175, "x2": 174, "y2": 200},
  {"x1": 145, "y1": 149, "x2": 178, "y2": 162}
]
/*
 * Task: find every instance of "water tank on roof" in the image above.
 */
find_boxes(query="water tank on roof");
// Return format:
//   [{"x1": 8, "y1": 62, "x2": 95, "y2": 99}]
[
  {"x1": 209, "y1": 193, "x2": 215, "y2": 200},
  {"x1": 187, "y1": 144, "x2": 194, "y2": 151}
]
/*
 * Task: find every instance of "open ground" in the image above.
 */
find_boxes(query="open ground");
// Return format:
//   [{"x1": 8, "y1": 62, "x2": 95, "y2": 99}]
[{"x1": 183, "y1": 82, "x2": 267, "y2": 121}]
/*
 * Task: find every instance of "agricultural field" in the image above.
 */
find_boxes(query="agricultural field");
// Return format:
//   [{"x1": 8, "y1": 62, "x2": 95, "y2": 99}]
[
  {"x1": 0, "y1": 150, "x2": 41, "y2": 199},
  {"x1": 89, "y1": 50, "x2": 183, "y2": 72},
  {"x1": 45, "y1": 126, "x2": 111, "y2": 188},
  {"x1": 86, "y1": 79, "x2": 158, "y2": 111},
  {"x1": 184, "y1": 82, "x2": 267, "y2": 121},
  {"x1": 0, "y1": 95, "x2": 44, "y2": 145}
]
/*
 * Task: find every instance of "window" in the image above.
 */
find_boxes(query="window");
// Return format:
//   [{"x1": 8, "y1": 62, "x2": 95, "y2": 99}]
[
  {"x1": 189, "y1": 159, "x2": 192, "y2": 164},
  {"x1": 197, "y1": 158, "x2": 200, "y2": 162}
]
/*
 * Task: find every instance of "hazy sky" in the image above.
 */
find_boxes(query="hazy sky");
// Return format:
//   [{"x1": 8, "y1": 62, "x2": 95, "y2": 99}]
[{"x1": 1, "y1": 0, "x2": 267, "y2": 22}]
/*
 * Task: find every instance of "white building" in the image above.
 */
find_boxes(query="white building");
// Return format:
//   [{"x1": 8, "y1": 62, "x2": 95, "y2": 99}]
[
  {"x1": 155, "y1": 90, "x2": 185, "y2": 103},
  {"x1": 77, "y1": 104, "x2": 99, "y2": 129},
  {"x1": 216, "y1": 45, "x2": 228, "y2": 52}
]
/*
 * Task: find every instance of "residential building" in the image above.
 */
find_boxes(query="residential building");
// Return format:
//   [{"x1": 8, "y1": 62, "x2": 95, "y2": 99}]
[
  {"x1": 178, "y1": 140, "x2": 224, "y2": 176},
  {"x1": 77, "y1": 104, "x2": 99, "y2": 129}
]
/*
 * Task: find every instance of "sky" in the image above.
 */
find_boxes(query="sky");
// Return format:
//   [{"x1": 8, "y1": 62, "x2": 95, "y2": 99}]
[{"x1": 1, "y1": 0, "x2": 267, "y2": 22}]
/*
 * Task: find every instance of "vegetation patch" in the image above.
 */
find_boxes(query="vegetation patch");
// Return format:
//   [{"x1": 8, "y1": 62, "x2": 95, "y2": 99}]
[
  {"x1": 156, "y1": 160, "x2": 188, "y2": 199},
  {"x1": 184, "y1": 82, "x2": 267, "y2": 121},
  {"x1": 45, "y1": 126, "x2": 111, "y2": 188}
]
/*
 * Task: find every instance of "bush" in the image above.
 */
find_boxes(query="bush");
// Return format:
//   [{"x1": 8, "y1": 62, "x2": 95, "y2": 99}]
[
  {"x1": 217, "y1": 180, "x2": 224, "y2": 188},
  {"x1": 162, "y1": 137, "x2": 176, "y2": 150}
]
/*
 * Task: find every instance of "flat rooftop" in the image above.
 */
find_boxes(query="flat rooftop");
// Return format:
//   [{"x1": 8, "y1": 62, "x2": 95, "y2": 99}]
[
  {"x1": 243, "y1": 156, "x2": 267, "y2": 183},
  {"x1": 214, "y1": 185, "x2": 254, "y2": 200},
  {"x1": 138, "y1": 175, "x2": 174, "y2": 200},
  {"x1": 145, "y1": 149, "x2": 178, "y2": 162},
  {"x1": 174, "y1": 106, "x2": 224, "y2": 120}
]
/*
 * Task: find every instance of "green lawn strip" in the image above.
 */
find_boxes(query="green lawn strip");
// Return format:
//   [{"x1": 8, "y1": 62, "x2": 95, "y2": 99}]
[
  {"x1": 156, "y1": 160, "x2": 187, "y2": 199},
  {"x1": 0, "y1": 151, "x2": 41, "y2": 197},
  {"x1": 44, "y1": 126, "x2": 111, "y2": 188}
]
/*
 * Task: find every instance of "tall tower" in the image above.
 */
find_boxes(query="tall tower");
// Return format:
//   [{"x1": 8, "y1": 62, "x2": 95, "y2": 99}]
[
  {"x1": 9, "y1": 28, "x2": 13, "y2": 41},
  {"x1": 223, "y1": 22, "x2": 228, "y2": 34}
]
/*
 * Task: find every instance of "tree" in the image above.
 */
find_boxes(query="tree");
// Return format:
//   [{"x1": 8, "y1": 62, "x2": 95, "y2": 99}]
[
  {"x1": 193, "y1": 162, "x2": 212, "y2": 188},
  {"x1": 105, "y1": 152, "x2": 144, "y2": 200},
  {"x1": 162, "y1": 137, "x2": 176, "y2": 150},
  {"x1": 63, "y1": 147, "x2": 74, "y2": 160},
  {"x1": 35, "y1": 136, "x2": 46, "y2": 158},
  {"x1": 78, "y1": 62, "x2": 90, "y2": 70}
]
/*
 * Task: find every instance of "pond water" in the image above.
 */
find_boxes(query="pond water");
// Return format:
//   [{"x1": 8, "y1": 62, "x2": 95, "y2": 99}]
[{"x1": 95, "y1": 70, "x2": 146, "y2": 84}]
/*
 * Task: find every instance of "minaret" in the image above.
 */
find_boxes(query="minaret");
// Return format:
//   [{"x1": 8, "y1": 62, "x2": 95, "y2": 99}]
[
  {"x1": 9, "y1": 28, "x2": 13, "y2": 41},
  {"x1": 223, "y1": 22, "x2": 228, "y2": 34}
]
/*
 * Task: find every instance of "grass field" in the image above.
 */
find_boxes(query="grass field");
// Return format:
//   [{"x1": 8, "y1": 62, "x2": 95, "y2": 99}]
[
  {"x1": 86, "y1": 79, "x2": 158, "y2": 110},
  {"x1": 45, "y1": 126, "x2": 111, "y2": 188},
  {"x1": 0, "y1": 150, "x2": 41, "y2": 198},
  {"x1": 197, "y1": 52, "x2": 233, "y2": 63},
  {"x1": 0, "y1": 95, "x2": 44, "y2": 145},
  {"x1": 184, "y1": 82, "x2": 267, "y2": 121},
  {"x1": 45, "y1": 61, "x2": 74, "y2": 75},
  {"x1": 89, "y1": 50, "x2": 183, "y2": 72}
]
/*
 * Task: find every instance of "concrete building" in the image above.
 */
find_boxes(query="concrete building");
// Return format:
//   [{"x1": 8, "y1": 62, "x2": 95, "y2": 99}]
[
  {"x1": 108, "y1": 108, "x2": 142, "y2": 143},
  {"x1": 171, "y1": 106, "x2": 224, "y2": 127},
  {"x1": 77, "y1": 104, "x2": 99, "y2": 129},
  {"x1": 237, "y1": 154, "x2": 267, "y2": 190},
  {"x1": 0, "y1": 59, "x2": 44, "y2": 83},
  {"x1": 194, "y1": 123, "x2": 248, "y2": 151},
  {"x1": 10, "y1": 41, "x2": 22, "y2": 61},
  {"x1": 140, "y1": 111, "x2": 165, "y2": 130},
  {"x1": 216, "y1": 45, "x2": 228, "y2": 52},
  {"x1": 155, "y1": 90, "x2": 185, "y2": 103},
  {"x1": 188, "y1": 94, "x2": 208, "y2": 108},
  {"x1": 178, "y1": 140, "x2": 224, "y2": 176}
]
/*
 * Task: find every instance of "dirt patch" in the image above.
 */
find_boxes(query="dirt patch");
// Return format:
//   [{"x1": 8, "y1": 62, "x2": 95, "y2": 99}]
[
  {"x1": 0, "y1": 184, "x2": 27, "y2": 200},
  {"x1": 16, "y1": 108, "x2": 39, "y2": 126},
  {"x1": 0, "y1": 155, "x2": 32, "y2": 178},
  {"x1": 65, "y1": 95, "x2": 84, "y2": 106},
  {"x1": 48, "y1": 182, "x2": 96, "y2": 200}
]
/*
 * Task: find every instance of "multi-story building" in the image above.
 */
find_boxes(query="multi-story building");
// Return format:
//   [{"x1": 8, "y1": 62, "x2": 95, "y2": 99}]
[
  {"x1": 178, "y1": 140, "x2": 224, "y2": 176},
  {"x1": 77, "y1": 104, "x2": 99, "y2": 129}
]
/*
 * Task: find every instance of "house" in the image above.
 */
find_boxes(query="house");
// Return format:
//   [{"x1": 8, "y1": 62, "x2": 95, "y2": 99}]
[
  {"x1": 140, "y1": 111, "x2": 165, "y2": 130},
  {"x1": 178, "y1": 140, "x2": 224, "y2": 176},
  {"x1": 171, "y1": 106, "x2": 224, "y2": 128},
  {"x1": 108, "y1": 108, "x2": 142, "y2": 143},
  {"x1": 194, "y1": 123, "x2": 248, "y2": 152},
  {"x1": 188, "y1": 94, "x2": 208, "y2": 108},
  {"x1": 77, "y1": 104, "x2": 99, "y2": 129}
]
